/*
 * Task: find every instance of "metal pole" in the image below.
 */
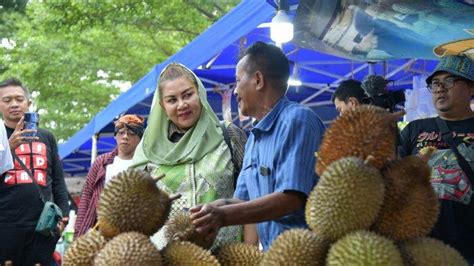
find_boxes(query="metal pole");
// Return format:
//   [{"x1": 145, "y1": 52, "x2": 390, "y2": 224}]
[
  {"x1": 91, "y1": 134, "x2": 98, "y2": 165},
  {"x1": 368, "y1": 62, "x2": 375, "y2": 75}
]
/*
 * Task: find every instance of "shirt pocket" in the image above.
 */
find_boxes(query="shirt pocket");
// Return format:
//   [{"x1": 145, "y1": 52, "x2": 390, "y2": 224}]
[{"x1": 258, "y1": 164, "x2": 275, "y2": 195}]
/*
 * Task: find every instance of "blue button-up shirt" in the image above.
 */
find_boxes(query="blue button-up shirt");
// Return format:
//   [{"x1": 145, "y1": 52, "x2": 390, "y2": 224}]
[{"x1": 234, "y1": 96, "x2": 325, "y2": 251}]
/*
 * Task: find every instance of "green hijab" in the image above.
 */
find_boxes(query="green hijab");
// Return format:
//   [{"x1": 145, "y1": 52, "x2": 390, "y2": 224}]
[{"x1": 131, "y1": 63, "x2": 224, "y2": 166}]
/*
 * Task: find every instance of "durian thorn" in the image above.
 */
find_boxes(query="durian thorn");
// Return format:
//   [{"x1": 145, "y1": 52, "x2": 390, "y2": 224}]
[
  {"x1": 364, "y1": 155, "x2": 376, "y2": 165},
  {"x1": 169, "y1": 193, "x2": 182, "y2": 202},
  {"x1": 93, "y1": 222, "x2": 99, "y2": 230},
  {"x1": 173, "y1": 233, "x2": 184, "y2": 241},
  {"x1": 152, "y1": 173, "x2": 166, "y2": 182}
]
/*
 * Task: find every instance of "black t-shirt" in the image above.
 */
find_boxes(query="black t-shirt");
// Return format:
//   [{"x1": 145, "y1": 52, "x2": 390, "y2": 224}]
[
  {"x1": 0, "y1": 125, "x2": 69, "y2": 227},
  {"x1": 399, "y1": 116, "x2": 474, "y2": 259}
]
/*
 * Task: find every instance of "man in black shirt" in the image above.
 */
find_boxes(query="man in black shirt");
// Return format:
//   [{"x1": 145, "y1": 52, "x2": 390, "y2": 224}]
[
  {"x1": 399, "y1": 55, "x2": 474, "y2": 262},
  {"x1": 0, "y1": 78, "x2": 69, "y2": 266},
  {"x1": 331, "y1": 79, "x2": 366, "y2": 115}
]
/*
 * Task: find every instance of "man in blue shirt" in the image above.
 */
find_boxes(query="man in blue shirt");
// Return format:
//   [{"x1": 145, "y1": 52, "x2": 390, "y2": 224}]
[{"x1": 190, "y1": 41, "x2": 325, "y2": 250}]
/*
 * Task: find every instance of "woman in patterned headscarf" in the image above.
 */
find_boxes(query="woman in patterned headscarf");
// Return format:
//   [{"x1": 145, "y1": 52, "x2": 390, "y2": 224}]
[
  {"x1": 74, "y1": 114, "x2": 144, "y2": 239},
  {"x1": 131, "y1": 63, "x2": 251, "y2": 249}
]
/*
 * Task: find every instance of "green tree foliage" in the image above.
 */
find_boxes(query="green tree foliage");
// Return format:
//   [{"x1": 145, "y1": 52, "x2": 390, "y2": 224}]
[{"x1": 0, "y1": 0, "x2": 238, "y2": 141}]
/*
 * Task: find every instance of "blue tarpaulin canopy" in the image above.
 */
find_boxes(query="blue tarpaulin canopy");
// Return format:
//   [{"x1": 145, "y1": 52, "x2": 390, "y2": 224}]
[{"x1": 59, "y1": 0, "x2": 448, "y2": 176}]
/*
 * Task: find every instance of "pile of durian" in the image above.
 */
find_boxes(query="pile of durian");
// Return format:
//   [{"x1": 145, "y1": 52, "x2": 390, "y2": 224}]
[
  {"x1": 267, "y1": 105, "x2": 467, "y2": 265},
  {"x1": 64, "y1": 169, "x2": 175, "y2": 265},
  {"x1": 64, "y1": 105, "x2": 468, "y2": 265},
  {"x1": 63, "y1": 169, "x2": 263, "y2": 266}
]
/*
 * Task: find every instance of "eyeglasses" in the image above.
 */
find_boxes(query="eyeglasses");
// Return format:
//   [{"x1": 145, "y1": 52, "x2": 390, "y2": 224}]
[
  {"x1": 427, "y1": 76, "x2": 466, "y2": 93},
  {"x1": 116, "y1": 129, "x2": 137, "y2": 137}
]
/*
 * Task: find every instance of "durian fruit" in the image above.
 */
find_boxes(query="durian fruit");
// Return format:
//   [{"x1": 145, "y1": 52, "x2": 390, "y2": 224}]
[
  {"x1": 63, "y1": 229, "x2": 107, "y2": 266},
  {"x1": 306, "y1": 157, "x2": 385, "y2": 242},
  {"x1": 216, "y1": 243, "x2": 263, "y2": 266},
  {"x1": 165, "y1": 210, "x2": 214, "y2": 249},
  {"x1": 97, "y1": 169, "x2": 179, "y2": 238},
  {"x1": 161, "y1": 241, "x2": 220, "y2": 266},
  {"x1": 400, "y1": 237, "x2": 468, "y2": 266},
  {"x1": 373, "y1": 155, "x2": 439, "y2": 241},
  {"x1": 94, "y1": 232, "x2": 162, "y2": 266},
  {"x1": 260, "y1": 229, "x2": 328, "y2": 266},
  {"x1": 315, "y1": 105, "x2": 397, "y2": 176},
  {"x1": 327, "y1": 230, "x2": 403, "y2": 266}
]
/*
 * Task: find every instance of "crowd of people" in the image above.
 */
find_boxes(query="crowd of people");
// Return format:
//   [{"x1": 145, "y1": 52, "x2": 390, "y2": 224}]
[{"x1": 0, "y1": 41, "x2": 473, "y2": 265}]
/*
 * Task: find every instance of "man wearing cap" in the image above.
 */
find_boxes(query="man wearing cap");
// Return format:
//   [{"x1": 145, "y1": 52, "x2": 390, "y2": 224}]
[
  {"x1": 399, "y1": 54, "x2": 474, "y2": 261},
  {"x1": 74, "y1": 114, "x2": 145, "y2": 238}
]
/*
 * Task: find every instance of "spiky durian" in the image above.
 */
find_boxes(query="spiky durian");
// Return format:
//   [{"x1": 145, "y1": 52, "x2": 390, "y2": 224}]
[
  {"x1": 315, "y1": 105, "x2": 397, "y2": 176},
  {"x1": 400, "y1": 237, "x2": 468, "y2": 266},
  {"x1": 216, "y1": 243, "x2": 263, "y2": 266},
  {"x1": 373, "y1": 155, "x2": 439, "y2": 241},
  {"x1": 94, "y1": 231, "x2": 162, "y2": 265},
  {"x1": 97, "y1": 169, "x2": 179, "y2": 238},
  {"x1": 260, "y1": 229, "x2": 328, "y2": 266},
  {"x1": 164, "y1": 210, "x2": 214, "y2": 249},
  {"x1": 306, "y1": 157, "x2": 385, "y2": 242},
  {"x1": 327, "y1": 230, "x2": 403, "y2": 266},
  {"x1": 63, "y1": 229, "x2": 107, "y2": 266},
  {"x1": 162, "y1": 241, "x2": 220, "y2": 266}
]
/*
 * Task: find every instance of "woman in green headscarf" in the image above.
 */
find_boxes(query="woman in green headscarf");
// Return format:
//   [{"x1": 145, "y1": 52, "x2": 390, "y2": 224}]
[{"x1": 131, "y1": 63, "x2": 250, "y2": 249}]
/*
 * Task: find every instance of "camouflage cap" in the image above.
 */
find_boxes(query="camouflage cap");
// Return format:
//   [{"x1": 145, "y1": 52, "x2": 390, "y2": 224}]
[{"x1": 426, "y1": 54, "x2": 474, "y2": 84}]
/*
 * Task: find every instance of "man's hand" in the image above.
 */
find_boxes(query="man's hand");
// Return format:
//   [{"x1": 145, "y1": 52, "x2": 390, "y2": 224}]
[
  {"x1": 57, "y1": 217, "x2": 68, "y2": 235},
  {"x1": 8, "y1": 117, "x2": 38, "y2": 150},
  {"x1": 190, "y1": 204, "x2": 224, "y2": 241},
  {"x1": 391, "y1": 109, "x2": 406, "y2": 121}
]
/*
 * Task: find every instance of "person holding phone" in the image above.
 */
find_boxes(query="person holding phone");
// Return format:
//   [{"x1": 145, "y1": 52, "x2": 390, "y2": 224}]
[{"x1": 0, "y1": 78, "x2": 69, "y2": 266}]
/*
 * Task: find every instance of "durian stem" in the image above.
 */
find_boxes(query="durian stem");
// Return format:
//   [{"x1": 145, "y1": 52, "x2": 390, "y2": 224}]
[
  {"x1": 169, "y1": 193, "x2": 182, "y2": 202},
  {"x1": 364, "y1": 155, "x2": 375, "y2": 165},
  {"x1": 152, "y1": 173, "x2": 166, "y2": 182}
]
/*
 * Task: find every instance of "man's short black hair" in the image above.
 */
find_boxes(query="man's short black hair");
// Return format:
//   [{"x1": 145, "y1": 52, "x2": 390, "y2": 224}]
[
  {"x1": 331, "y1": 79, "x2": 366, "y2": 103},
  {"x1": 0, "y1": 78, "x2": 30, "y2": 99},
  {"x1": 239, "y1": 41, "x2": 290, "y2": 92}
]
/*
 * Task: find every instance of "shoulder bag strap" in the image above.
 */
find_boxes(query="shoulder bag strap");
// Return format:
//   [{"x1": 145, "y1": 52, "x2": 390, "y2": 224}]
[
  {"x1": 219, "y1": 121, "x2": 235, "y2": 162},
  {"x1": 435, "y1": 117, "x2": 474, "y2": 179},
  {"x1": 219, "y1": 121, "x2": 240, "y2": 186}
]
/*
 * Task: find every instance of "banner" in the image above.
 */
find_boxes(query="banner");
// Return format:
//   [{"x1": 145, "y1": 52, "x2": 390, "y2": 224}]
[{"x1": 294, "y1": 0, "x2": 474, "y2": 60}]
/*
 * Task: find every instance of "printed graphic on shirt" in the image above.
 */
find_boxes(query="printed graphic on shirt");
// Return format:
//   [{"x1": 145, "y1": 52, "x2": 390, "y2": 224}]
[
  {"x1": 415, "y1": 129, "x2": 473, "y2": 205},
  {"x1": 3, "y1": 142, "x2": 48, "y2": 186},
  {"x1": 415, "y1": 131, "x2": 474, "y2": 150}
]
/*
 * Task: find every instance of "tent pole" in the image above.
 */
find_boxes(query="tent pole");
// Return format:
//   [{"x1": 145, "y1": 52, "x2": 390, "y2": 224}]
[
  {"x1": 91, "y1": 134, "x2": 98, "y2": 165},
  {"x1": 368, "y1": 62, "x2": 375, "y2": 75}
]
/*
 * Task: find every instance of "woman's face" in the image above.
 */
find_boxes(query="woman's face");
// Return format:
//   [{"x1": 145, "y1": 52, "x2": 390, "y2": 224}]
[{"x1": 160, "y1": 77, "x2": 202, "y2": 131}]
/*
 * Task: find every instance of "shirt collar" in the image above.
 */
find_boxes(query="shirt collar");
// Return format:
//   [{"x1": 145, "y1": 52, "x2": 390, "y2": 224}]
[
  {"x1": 168, "y1": 122, "x2": 186, "y2": 143},
  {"x1": 252, "y1": 96, "x2": 288, "y2": 133}
]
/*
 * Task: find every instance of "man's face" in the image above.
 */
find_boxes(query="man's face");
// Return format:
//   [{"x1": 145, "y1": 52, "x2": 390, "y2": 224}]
[
  {"x1": 115, "y1": 127, "x2": 141, "y2": 156},
  {"x1": 334, "y1": 97, "x2": 360, "y2": 114},
  {"x1": 234, "y1": 56, "x2": 259, "y2": 118},
  {"x1": 429, "y1": 72, "x2": 474, "y2": 115},
  {"x1": 0, "y1": 86, "x2": 31, "y2": 124}
]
